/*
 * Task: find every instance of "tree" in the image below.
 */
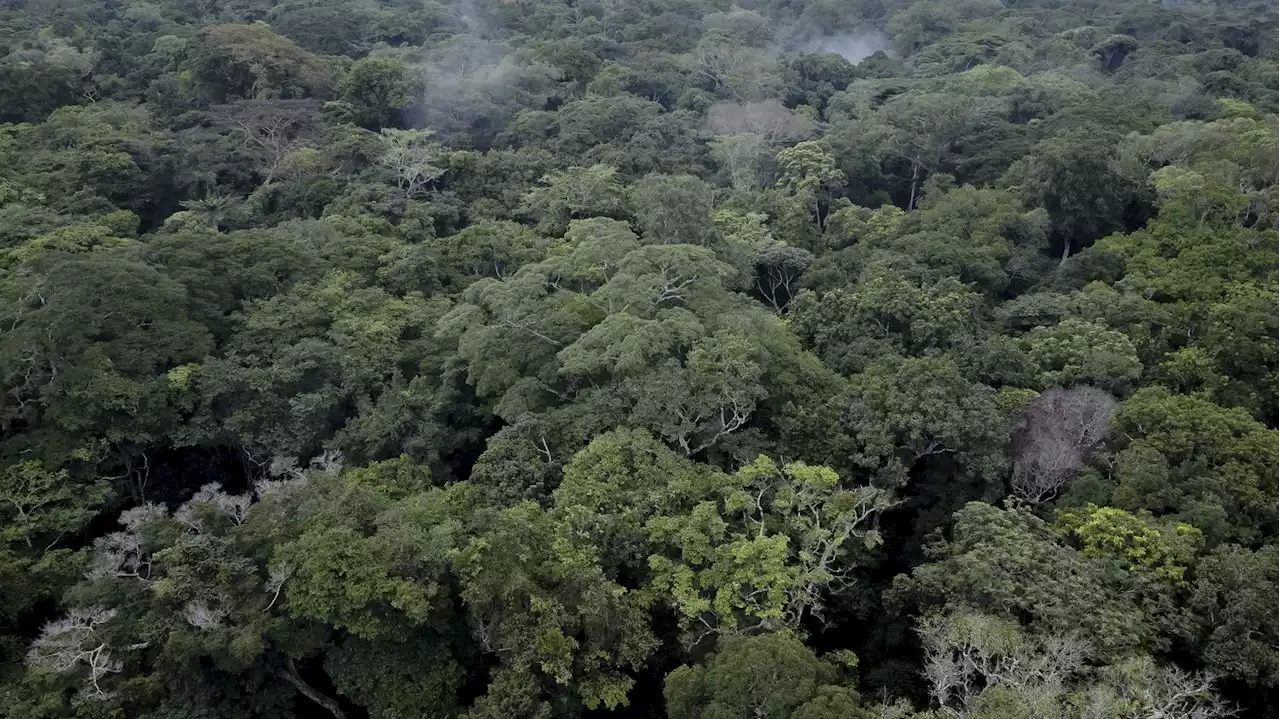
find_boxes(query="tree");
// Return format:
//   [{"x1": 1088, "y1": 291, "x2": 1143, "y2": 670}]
[
  {"x1": 917, "y1": 611, "x2": 1090, "y2": 716},
  {"x1": 647, "y1": 455, "x2": 895, "y2": 640},
  {"x1": 451, "y1": 500, "x2": 657, "y2": 713},
  {"x1": 1002, "y1": 130, "x2": 1143, "y2": 263},
  {"x1": 628, "y1": 173, "x2": 716, "y2": 246},
  {"x1": 1181, "y1": 544, "x2": 1279, "y2": 690},
  {"x1": 227, "y1": 99, "x2": 320, "y2": 186},
  {"x1": 339, "y1": 56, "x2": 416, "y2": 129},
  {"x1": 519, "y1": 164, "x2": 626, "y2": 235},
  {"x1": 852, "y1": 185, "x2": 1050, "y2": 296},
  {"x1": 551, "y1": 94, "x2": 664, "y2": 162},
  {"x1": 1, "y1": 462, "x2": 111, "y2": 551},
  {"x1": 784, "y1": 53, "x2": 859, "y2": 110},
  {"x1": 790, "y1": 272, "x2": 988, "y2": 376},
  {"x1": 625, "y1": 332, "x2": 765, "y2": 456},
  {"x1": 1052, "y1": 505, "x2": 1204, "y2": 582},
  {"x1": 703, "y1": 8, "x2": 775, "y2": 48},
  {"x1": 1107, "y1": 386, "x2": 1277, "y2": 545},
  {"x1": 912, "y1": 611, "x2": 1233, "y2": 719},
  {"x1": 689, "y1": 29, "x2": 781, "y2": 101},
  {"x1": 0, "y1": 250, "x2": 212, "y2": 470},
  {"x1": 24, "y1": 493, "x2": 316, "y2": 715},
  {"x1": 434, "y1": 220, "x2": 550, "y2": 283},
  {"x1": 188, "y1": 270, "x2": 450, "y2": 460},
  {"x1": 891, "y1": 502, "x2": 1168, "y2": 658},
  {"x1": 187, "y1": 24, "x2": 333, "y2": 102},
  {"x1": 1021, "y1": 319, "x2": 1143, "y2": 394},
  {"x1": 25, "y1": 606, "x2": 135, "y2": 704},
  {"x1": 1093, "y1": 657, "x2": 1235, "y2": 719},
  {"x1": 0, "y1": 461, "x2": 111, "y2": 697},
  {"x1": 8, "y1": 103, "x2": 173, "y2": 218},
  {"x1": 267, "y1": 0, "x2": 391, "y2": 55},
  {"x1": 377, "y1": 128, "x2": 446, "y2": 199},
  {"x1": 665, "y1": 631, "x2": 869, "y2": 719},
  {"x1": 1086, "y1": 204, "x2": 1277, "y2": 419},
  {"x1": 875, "y1": 93, "x2": 1001, "y2": 209},
  {"x1": 1090, "y1": 34, "x2": 1139, "y2": 72},
  {"x1": 550, "y1": 429, "x2": 720, "y2": 573},
  {"x1": 0, "y1": 30, "x2": 102, "y2": 123},
  {"x1": 755, "y1": 245, "x2": 814, "y2": 313},
  {"x1": 709, "y1": 133, "x2": 771, "y2": 190},
  {"x1": 775, "y1": 141, "x2": 846, "y2": 233},
  {"x1": 1010, "y1": 387, "x2": 1115, "y2": 503},
  {"x1": 840, "y1": 356, "x2": 1011, "y2": 501},
  {"x1": 179, "y1": 192, "x2": 244, "y2": 229}
]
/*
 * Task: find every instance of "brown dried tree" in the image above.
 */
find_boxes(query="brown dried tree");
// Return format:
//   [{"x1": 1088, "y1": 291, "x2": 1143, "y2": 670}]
[
  {"x1": 705, "y1": 99, "x2": 813, "y2": 142},
  {"x1": 1010, "y1": 387, "x2": 1115, "y2": 503},
  {"x1": 221, "y1": 99, "x2": 320, "y2": 185}
]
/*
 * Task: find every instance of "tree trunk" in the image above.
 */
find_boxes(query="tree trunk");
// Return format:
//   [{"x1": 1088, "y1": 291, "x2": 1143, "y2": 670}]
[
  {"x1": 908, "y1": 162, "x2": 921, "y2": 210},
  {"x1": 281, "y1": 659, "x2": 346, "y2": 719}
]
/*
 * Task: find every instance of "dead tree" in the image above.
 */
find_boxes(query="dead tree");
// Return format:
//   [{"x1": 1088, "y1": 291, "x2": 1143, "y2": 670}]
[
  {"x1": 217, "y1": 99, "x2": 320, "y2": 185},
  {"x1": 705, "y1": 99, "x2": 812, "y2": 142},
  {"x1": 755, "y1": 246, "x2": 813, "y2": 313},
  {"x1": 1010, "y1": 387, "x2": 1115, "y2": 503}
]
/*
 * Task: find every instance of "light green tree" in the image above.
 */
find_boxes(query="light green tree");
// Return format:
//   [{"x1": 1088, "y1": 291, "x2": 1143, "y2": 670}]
[{"x1": 519, "y1": 164, "x2": 626, "y2": 235}]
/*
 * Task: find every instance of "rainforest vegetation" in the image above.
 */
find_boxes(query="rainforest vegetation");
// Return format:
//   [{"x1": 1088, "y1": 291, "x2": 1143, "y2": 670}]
[{"x1": 0, "y1": 0, "x2": 1276, "y2": 716}]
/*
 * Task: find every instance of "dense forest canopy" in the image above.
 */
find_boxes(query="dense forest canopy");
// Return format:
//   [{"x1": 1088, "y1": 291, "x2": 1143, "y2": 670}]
[{"x1": 0, "y1": 0, "x2": 1276, "y2": 716}]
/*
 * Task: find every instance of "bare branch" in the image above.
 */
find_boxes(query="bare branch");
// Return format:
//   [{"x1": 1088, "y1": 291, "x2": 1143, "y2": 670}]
[
  {"x1": 705, "y1": 100, "x2": 812, "y2": 142},
  {"x1": 1011, "y1": 387, "x2": 1115, "y2": 503},
  {"x1": 26, "y1": 607, "x2": 145, "y2": 704}
]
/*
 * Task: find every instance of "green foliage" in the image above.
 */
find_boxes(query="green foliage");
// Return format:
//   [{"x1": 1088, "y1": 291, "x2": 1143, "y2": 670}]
[
  {"x1": 0, "y1": 0, "x2": 1274, "y2": 715},
  {"x1": 852, "y1": 185, "x2": 1050, "y2": 295},
  {"x1": 520, "y1": 164, "x2": 626, "y2": 235},
  {"x1": 1181, "y1": 544, "x2": 1279, "y2": 688},
  {"x1": 0, "y1": 461, "x2": 112, "y2": 548},
  {"x1": 665, "y1": 631, "x2": 870, "y2": 719},
  {"x1": 1021, "y1": 318, "x2": 1143, "y2": 393},
  {"x1": 1052, "y1": 504, "x2": 1203, "y2": 582},
  {"x1": 187, "y1": 24, "x2": 333, "y2": 102},
  {"x1": 1107, "y1": 386, "x2": 1278, "y2": 544},
  {"x1": 1002, "y1": 128, "x2": 1142, "y2": 256},
  {"x1": 907, "y1": 610, "x2": 1233, "y2": 719},
  {"x1": 628, "y1": 173, "x2": 716, "y2": 246},
  {"x1": 892, "y1": 502, "x2": 1169, "y2": 658},
  {"x1": 845, "y1": 356, "x2": 1009, "y2": 487},
  {"x1": 647, "y1": 455, "x2": 894, "y2": 637},
  {"x1": 338, "y1": 56, "x2": 416, "y2": 130},
  {"x1": 790, "y1": 270, "x2": 986, "y2": 375}
]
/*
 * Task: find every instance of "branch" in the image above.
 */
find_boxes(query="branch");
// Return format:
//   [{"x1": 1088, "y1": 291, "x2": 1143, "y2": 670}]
[
  {"x1": 280, "y1": 659, "x2": 346, "y2": 719},
  {"x1": 498, "y1": 319, "x2": 563, "y2": 347}
]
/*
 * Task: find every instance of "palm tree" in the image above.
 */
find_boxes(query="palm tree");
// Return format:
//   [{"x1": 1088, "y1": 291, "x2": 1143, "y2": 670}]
[{"x1": 179, "y1": 193, "x2": 243, "y2": 229}]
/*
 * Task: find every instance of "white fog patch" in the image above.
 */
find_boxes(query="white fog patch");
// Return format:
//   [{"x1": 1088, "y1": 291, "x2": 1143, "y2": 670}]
[{"x1": 799, "y1": 32, "x2": 892, "y2": 63}]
